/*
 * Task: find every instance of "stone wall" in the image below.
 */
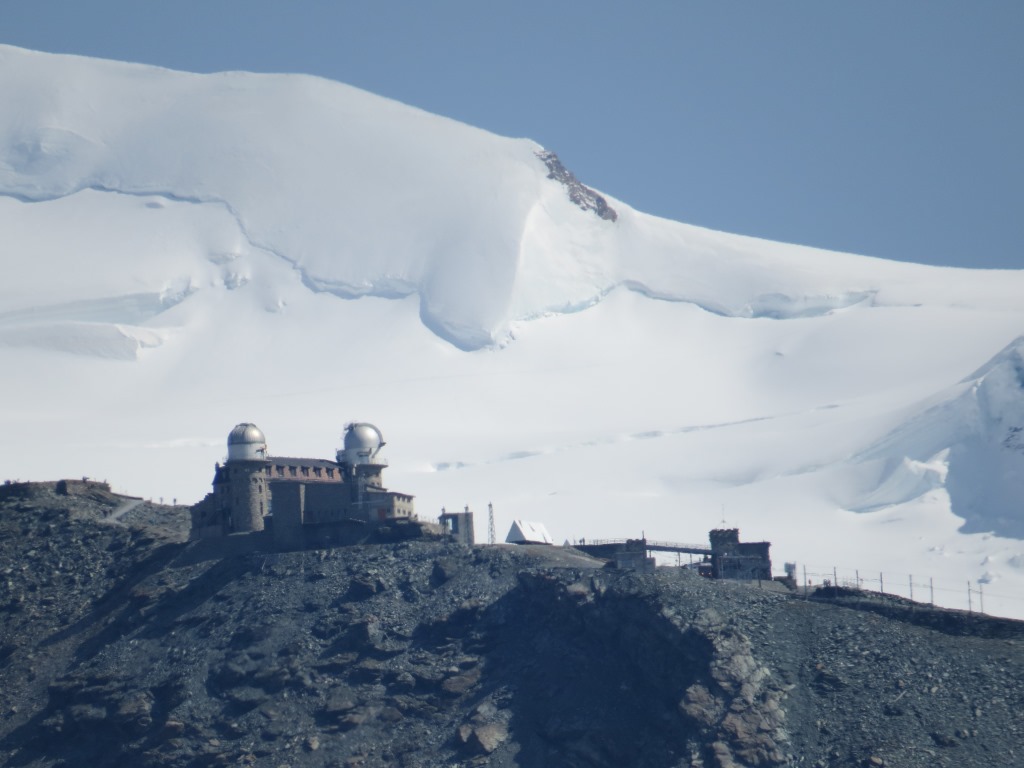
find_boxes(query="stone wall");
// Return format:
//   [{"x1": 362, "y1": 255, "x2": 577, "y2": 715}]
[{"x1": 228, "y1": 463, "x2": 267, "y2": 533}]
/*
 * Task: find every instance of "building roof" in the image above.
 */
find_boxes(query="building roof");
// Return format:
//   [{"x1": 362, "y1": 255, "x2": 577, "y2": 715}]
[
  {"x1": 505, "y1": 520, "x2": 554, "y2": 545},
  {"x1": 267, "y1": 456, "x2": 340, "y2": 470},
  {"x1": 228, "y1": 423, "x2": 266, "y2": 445},
  {"x1": 343, "y1": 423, "x2": 384, "y2": 454}
]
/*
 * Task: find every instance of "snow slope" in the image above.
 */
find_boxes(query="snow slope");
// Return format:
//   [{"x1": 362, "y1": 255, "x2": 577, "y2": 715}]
[{"x1": 1, "y1": 45, "x2": 1023, "y2": 618}]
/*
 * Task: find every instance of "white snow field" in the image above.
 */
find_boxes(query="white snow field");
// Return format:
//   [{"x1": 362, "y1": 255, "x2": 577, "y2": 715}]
[{"x1": 1, "y1": 45, "x2": 1023, "y2": 617}]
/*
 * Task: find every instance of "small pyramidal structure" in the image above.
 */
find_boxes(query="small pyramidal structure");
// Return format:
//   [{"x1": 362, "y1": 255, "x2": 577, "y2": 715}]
[{"x1": 506, "y1": 520, "x2": 554, "y2": 545}]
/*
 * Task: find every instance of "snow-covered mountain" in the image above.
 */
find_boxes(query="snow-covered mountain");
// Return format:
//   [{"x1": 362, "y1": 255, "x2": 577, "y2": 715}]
[{"x1": 2, "y1": 45, "x2": 1023, "y2": 617}]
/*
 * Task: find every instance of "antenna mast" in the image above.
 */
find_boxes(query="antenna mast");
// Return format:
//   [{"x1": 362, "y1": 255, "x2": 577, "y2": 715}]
[{"x1": 488, "y1": 502, "x2": 496, "y2": 545}]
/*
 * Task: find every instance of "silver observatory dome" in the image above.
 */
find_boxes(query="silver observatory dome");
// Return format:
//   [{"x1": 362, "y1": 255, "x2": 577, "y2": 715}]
[
  {"x1": 338, "y1": 422, "x2": 385, "y2": 465},
  {"x1": 227, "y1": 423, "x2": 268, "y2": 462}
]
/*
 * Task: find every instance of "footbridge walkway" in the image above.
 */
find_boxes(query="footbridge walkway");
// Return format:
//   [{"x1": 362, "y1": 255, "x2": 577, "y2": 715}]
[{"x1": 580, "y1": 538, "x2": 713, "y2": 557}]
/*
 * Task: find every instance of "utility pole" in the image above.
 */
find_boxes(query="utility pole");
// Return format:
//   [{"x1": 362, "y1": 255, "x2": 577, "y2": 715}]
[{"x1": 488, "y1": 502, "x2": 496, "y2": 546}]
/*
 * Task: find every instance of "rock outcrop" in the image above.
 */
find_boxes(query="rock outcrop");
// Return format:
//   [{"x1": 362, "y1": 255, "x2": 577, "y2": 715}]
[
  {"x1": 1, "y1": 482, "x2": 1022, "y2": 767},
  {"x1": 536, "y1": 150, "x2": 618, "y2": 222}
]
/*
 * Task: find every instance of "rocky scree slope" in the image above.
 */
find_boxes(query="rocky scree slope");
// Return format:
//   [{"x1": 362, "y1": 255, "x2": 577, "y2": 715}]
[{"x1": 0, "y1": 483, "x2": 1022, "y2": 768}]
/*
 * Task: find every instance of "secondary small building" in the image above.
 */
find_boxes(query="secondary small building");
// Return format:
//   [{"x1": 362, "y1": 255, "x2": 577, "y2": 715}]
[
  {"x1": 573, "y1": 528, "x2": 772, "y2": 580},
  {"x1": 704, "y1": 528, "x2": 772, "y2": 580},
  {"x1": 505, "y1": 520, "x2": 554, "y2": 545},
  {"x1": 438, "y1": 506, "x2": 476, "y2": 547}
]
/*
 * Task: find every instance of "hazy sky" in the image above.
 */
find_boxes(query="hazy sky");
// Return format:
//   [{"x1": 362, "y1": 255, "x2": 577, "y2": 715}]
[{"x1": 3, "y1": 1, "x2": 1022, "y2": 269}]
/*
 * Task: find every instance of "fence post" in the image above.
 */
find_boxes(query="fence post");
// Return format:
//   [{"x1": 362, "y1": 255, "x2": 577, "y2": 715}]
[
  {"x1": 803, "y1": 565, "x2": 808, "y2": 600},
  {"x1": 909, "y1": 575, "x2": 913, "y2": 602},
  {"x1": 856, "y1": 569, "x2": 860, "y2": 589},
  {"x1": 833, "y1": 566, "x2": 838, "y2": 590},
  {"x1": 880, "y1": 572, "x2": 884, "y2": 595},
  {"x1": 930, "y1": 577, "x2": 934, "y2": 606},
  {"x1": 968, "y1": 581, "x2": 972, "y2": 613}
]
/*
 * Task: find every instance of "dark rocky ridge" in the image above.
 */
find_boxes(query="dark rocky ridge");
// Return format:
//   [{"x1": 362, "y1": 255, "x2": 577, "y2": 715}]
[
  {"x1": 536, "y1": 150, "x2": 618, "y2": 222},
  {"x1": 1, "y1": 482, "x2": 1022, "y2": 767}
]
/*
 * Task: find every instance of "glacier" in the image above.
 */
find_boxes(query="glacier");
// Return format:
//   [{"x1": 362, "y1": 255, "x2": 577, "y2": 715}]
[{"x1": 1, "y1": 44, "x2": 1023, "y2": 618}]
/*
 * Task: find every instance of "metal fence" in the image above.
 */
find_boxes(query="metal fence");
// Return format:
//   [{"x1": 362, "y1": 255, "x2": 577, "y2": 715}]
[{"x1": 796, "y1": 564, "x2": 1023, "y2": 617}]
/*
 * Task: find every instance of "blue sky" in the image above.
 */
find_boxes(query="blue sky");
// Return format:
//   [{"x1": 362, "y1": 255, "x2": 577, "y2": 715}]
[{"x1": 3, "y1": 1, "x2": 1022, "y2": 268}]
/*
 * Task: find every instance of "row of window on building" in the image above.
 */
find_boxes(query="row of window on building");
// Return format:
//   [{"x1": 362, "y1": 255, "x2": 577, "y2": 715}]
[{"x1": 263, "y1": 464, "x2": 336, "y2": 480}]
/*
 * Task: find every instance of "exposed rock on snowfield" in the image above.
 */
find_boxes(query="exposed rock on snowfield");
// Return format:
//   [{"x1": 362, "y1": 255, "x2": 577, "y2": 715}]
[
  {"x1": 1, "y1": 484, "x2": 1022, "y2": 767},
  {"x1": 535, "y1": 150, "x2": 618, "y2": 221}
]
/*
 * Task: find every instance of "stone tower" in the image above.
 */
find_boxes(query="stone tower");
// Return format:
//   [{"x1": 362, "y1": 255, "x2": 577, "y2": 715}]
[
  {"x1": 224, "y1": 423, "x2": 269, "y2": 533},
  {"x1": 336, "y1": 422, "x2": 388, "y2": 516}
]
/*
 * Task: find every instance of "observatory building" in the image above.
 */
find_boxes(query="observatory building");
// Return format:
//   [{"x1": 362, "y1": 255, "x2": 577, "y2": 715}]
[{"x1": 190, "y1": 422, "x2": 415, "y2": 547}]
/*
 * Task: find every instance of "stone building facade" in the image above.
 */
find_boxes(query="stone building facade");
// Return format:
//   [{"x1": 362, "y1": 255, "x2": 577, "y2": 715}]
[
  {"x1": 438, "y1": 506, "x2": 475, "y2": 547},
  {"x1": 574, "y1": 528, "x2": 771, "y2": 579},
  {"x1": 190, "y1": 422, "x2": 416, "y2": 546},
  {"x1": 705, "y1": 528, "x2": 772, "y2": 580}
]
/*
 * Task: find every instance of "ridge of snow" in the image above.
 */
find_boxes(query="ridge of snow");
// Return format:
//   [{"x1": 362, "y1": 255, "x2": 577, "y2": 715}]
[
  {"x1": 3, "y1": 44, "x2": 1024, "y2": 351},
  {"x1": 849, "y1": 338, "x2": 1024, "y2": 538}
]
